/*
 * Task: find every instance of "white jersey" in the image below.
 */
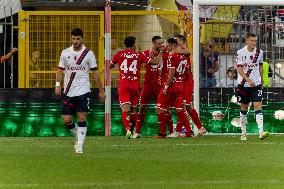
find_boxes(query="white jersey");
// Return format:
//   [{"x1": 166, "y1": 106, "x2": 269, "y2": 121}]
[
  {"x1": 58, "y1": 45, "x2": 97, "y2": 97},
  {"x1": 236, "y1": 46, "x2": 263, "y2": 87}
]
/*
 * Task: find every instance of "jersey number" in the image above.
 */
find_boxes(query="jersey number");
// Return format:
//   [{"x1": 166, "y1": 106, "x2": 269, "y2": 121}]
[
  {"x1": 120, "y1": 59, "x2": 137, "y2": 74},
  {"x1": 176, "y1": 60, "x2": 187, "y2": 75}
]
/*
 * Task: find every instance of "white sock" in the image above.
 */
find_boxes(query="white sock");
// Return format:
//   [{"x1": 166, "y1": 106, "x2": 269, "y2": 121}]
[
  {"x1": 256, "y1": 110, "x2": 263, "y2": 134},
  {"x1": 77, "y1": 127, "x2": 87, "y2": 146},
  {"x1": 240, "y1": 111, "x2": 247, "y2": 135}
]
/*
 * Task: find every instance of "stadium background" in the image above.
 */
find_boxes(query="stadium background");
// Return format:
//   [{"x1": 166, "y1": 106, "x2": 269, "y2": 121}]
[{"x1": 1, "y1": 0, "x2": 284, "y2": 136}]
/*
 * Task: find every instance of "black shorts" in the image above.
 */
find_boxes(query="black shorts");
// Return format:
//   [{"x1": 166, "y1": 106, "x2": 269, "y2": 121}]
[
  {"x1": 235, "y1": 84, "x2": 262, "y2": 104},
  {"x1": 62, "y1": 92, "x2": 90, "y2": 115}
]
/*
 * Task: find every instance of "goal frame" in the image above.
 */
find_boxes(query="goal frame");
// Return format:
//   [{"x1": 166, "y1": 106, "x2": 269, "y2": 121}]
[{"x1": 193, "y1": 0, "x2": 284, "y2": 114}]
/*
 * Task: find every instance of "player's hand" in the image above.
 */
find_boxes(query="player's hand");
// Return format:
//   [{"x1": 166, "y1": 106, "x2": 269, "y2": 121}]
[
  {"x1": 55, "y1": 86, "x2": 61, "y2": 95},
  {"x1": 99, "y1": 91, "x2": 106, "y2": 102},
  {"x1": 11, "y1": 48, "x2": 18, "y2": 54},
  {"x1": 247, "y1": 79, "x2": 255, "y2": 87}
]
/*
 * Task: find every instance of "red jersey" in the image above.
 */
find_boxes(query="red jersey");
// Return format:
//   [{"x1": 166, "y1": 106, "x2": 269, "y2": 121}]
[
  {"x1": 142, "y1": 50, "x2": 162, "y2": 86},
  {"x1": 167, "y1": 52, "x2": 189, "y2": 85},
  {"x1": 160, "y1": 52, "x2": 169, "y2": 85},
  {"x1": 112, "y1": 49, "x2": 149, "y2": 87}
]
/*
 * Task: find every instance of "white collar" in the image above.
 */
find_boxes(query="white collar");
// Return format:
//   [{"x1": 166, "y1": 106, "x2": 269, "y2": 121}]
[{"x1": 69, "y1": 45, "x2": 86, "y2": 53}]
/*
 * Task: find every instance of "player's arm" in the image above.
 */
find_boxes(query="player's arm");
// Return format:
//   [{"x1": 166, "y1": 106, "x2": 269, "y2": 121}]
[
  {"x1": 236, "y1": 66, "x2": 255, "y2": 87},
  {"x1": 55, "y1": 52, "x2": 65, "y2": 95},
  {"x1": 110, "y1": 52, "x2": 119, "y2": 69},
  {"x1": 148, "y1": 52, "x2": 163, "y2": 65},
  {"x1": 1, "y1": 48, "x2": 18, "y2": 63},
  {"x1": 55, "y1": 68, "x2": 64, "y2": 95},
  {"x1": 163, "y1": 68, "x2": 175, "y2": 95},
  {"x1": 92, "y1": 69, "x2": 105, "y2": 102},
  {"x1": 177, "y1": 48, "x2": 190, "y2": 56}
]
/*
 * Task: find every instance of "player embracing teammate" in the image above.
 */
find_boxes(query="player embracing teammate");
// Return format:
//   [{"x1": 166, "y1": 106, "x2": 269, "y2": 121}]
[
  {"x1": 111, "y1": 36, "x2": 161, "y2": 139},
  {"x1": 156, "y1": 38, "x2": 193, "y2": 138}
]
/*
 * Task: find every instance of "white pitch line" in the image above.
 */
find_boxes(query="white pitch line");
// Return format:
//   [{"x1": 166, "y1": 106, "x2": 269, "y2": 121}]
[{"x1": 0, "y1": 179, "x2": 283, "y2": 188}]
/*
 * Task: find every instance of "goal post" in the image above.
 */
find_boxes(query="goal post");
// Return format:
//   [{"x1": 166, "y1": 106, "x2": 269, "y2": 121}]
[{"x1": 192, "y1": 0, "x2": 284, "y2": 114}]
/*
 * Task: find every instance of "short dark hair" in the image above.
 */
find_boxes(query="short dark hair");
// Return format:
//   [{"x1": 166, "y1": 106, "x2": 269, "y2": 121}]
[
  {"x1": 175, "y1": 34, "x2": 186, "y2": 43},
  {"x1": 152, "y1": 36, "x2": 162, "y2": 43},
  {"x1": 246, "y1": 33, "x2": 256, "y2": 39},
  {"x1": 124, "y1": 36, "x2": 136, "y2": 48},
  {"x1": 71, "y1": 28, "x2": 83, "y2": 37},
  {"x1": 167, "y1": 38, "x2": 178, "y2": 45}
]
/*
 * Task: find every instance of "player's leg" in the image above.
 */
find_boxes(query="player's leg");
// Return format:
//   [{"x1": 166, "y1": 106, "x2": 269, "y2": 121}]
[
  {"x1": 129, "y1": 106, "x2": 137, "y2": 134},
  {"x1": 186, "y1": 105, "x2": 206, "y2": 136},
  {"x1": 240, "y1": 103, "x2": 249, "y2": 140},
  {"x1": 134, "y1": 104, "x2": 147, "y2": 138},
  {"x1": 76, "y1": 112, "x2": 87, "y2": 153},
  {"x1": 165, "y1": 110, "x2": 174, "y2": 134},
  {"x1": 118, "y1": 87, "x2": 132, "y2": 138},
  {"x1": 236, "y1": 85, "x2": 251, "y2": 140},
  {"x1": 62, "y1": 115, "x2": 76, "y2": 135},
  {"x1": 155, "y1": 91, "x2": 170, "y2": 138},
  {"x1": 121, "y1": 103, "x2": 132, "y2": 139},
  {"x1": 252, "y1": 85, "x2": 269, "y2": 140},
  {"x1": 174, "y1": 96, "x2": 193, "y2": 137},
  {"x1": 75, "y1": 93, "x2": 90, "y2": 153},
  {"x1": 62, "y1": 96, "x2": 77, "y2": 150},
  {"x1": 129, "y1": 86, "x2": 140, "y2": 137},
  {"x1": 135, "y1": 85, "x2": 153, "y2": 136}
]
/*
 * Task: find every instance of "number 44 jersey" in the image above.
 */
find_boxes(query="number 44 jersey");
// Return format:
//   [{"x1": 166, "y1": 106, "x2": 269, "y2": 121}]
[{"x1": 111, "y1": 49, "x2": 149, "y2": 88}]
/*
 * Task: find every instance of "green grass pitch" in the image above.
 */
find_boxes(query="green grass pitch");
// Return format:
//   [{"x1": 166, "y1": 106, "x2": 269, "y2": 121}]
[{"x1": 0, "y1": 135, "x2": 284, "y2": 189}]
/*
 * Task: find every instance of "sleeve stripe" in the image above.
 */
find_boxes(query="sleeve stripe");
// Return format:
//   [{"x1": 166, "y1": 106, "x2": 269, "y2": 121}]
[
  {"x1": 90, "y1": 67, "x2": 98, "y2": 71},
  {"x1": 57, "y1": 66, "x2": 65, "y2": 70}
]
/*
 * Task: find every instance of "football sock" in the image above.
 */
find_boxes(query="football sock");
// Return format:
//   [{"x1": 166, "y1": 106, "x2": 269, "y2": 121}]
[
  {"x1": 189, "y1": 108, "x2": 203, "y2": 129},
  {"x1": 121, "y1": 111, "x2": 130, "y2": 131},
  {"x1": 135, "y1": 112, "x2": 145, "y2": 134},
  {"x1": 178, "y1": 110, "x2": 192, "y2": 134},
  {"x1": 255, "y1": 110, "x2": 263, "y2": 134},
  {"x1": 130, "y1": 112, "x2": 137, "y2": 133},
  {"x1": 77, "y1": 121, "x2": 87, "y2": 146},
  {"x1": 175, "y1": 114, "x2": 182, "y2": 132},
  {"x1": 240, "y1": 111, "x2": 248, "y2": 135},
  {"x1": 166, "y1": 111, "x2": 174, "y2": 134},
  {"x1": 158, "y1": 112, "x2": 167, "y2": 136}
]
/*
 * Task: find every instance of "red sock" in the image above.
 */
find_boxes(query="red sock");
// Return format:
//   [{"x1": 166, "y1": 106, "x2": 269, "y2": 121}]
[
  {"x1": 121, "y1": 111, "x2": 130, "y2": 131},
  {"x1": 175, "y1": 113, "x2": 183, "y2": 132},
  {"x1": 189, "y1": 108, "x2": 202, "y2": 129},
  {"x1": 135, "y1": 113, "x2": 145, "y2": 134},
  {"x1": 166, "y1": 112, "x2": 173, "y2": 134},
  {"x1": 158, "y1": 112, "x2": 167, "y2": 136},
  {"x1": 130, "y1": 112, "x2": 137, "y2": 133},
  {"x1": 178, "y1": 110, "x2": 192, "y2": 134}
]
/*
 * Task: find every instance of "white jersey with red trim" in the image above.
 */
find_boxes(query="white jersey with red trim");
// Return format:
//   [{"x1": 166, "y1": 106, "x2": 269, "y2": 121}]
[
  {"x1": 58, "y1": 45, "x2": 97, "y2": 97},
  {"x1": 236, "y1": 46, "x2": 263, "y2": 87}
]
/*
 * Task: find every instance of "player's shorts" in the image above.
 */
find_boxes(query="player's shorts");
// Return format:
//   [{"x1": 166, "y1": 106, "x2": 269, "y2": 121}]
[
  {"x1": 235, "y1": 84, "x2": 262, "y2": 104},
  {"x1": 183, "y1": 79, "x2": 194, "y2": 105},
  {"x1": 156, "y1": 84, "x2": 183, "y2": 111},
  {"x1": 139, "y1": 84, "x2": 162, "y2": 105},
  {"x1": 62, "y1": 92, "x2": 90, "y2": 115},
  {"x1": 118, "y1": 85, "x2": 140, "y2": 107}
]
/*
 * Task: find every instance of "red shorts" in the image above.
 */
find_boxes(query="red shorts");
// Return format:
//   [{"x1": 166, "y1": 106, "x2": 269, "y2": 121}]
[
  {"x1": 183, "y1": 79, "x2": 194, "y2": 105},
  {"x1": 156, "y1": 84, "x2": 183, "y2": 111},
  {"x1": 118, "y1": 82, "x2": 139, "y2": 107},
  {"x1": 139, "y1": 84, "x2": 162, "y2": 105}
]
